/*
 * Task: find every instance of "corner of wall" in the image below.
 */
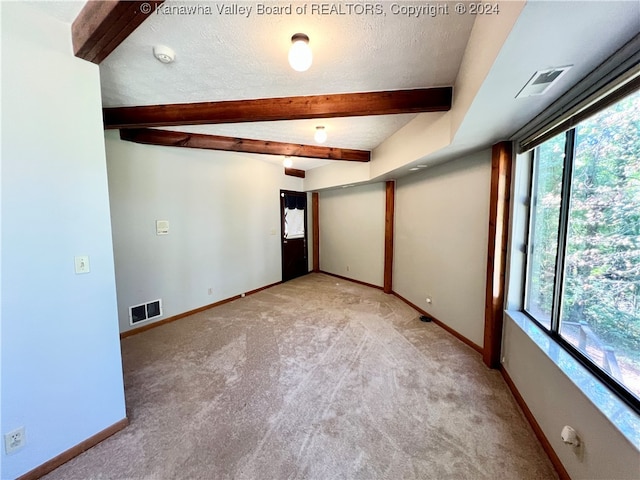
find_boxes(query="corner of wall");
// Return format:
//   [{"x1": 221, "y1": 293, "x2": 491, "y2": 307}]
[{"x1": 1, "y1": 5, "x2": 125, "y2": 478}]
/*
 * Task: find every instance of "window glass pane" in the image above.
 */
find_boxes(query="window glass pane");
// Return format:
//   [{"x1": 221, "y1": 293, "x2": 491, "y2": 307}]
[
  {"x1": 284, "y1": 208, "x2": 305, "y2": 239},
  {"x1": 559, "y1": 91, "x2": 640, "y2": 398},
  {"x1": 525, "y1": 133, "x2": 566, "y2": 329}
]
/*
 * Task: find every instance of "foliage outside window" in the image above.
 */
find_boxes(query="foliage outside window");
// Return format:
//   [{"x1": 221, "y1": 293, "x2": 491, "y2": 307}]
[{"x1": 524, "y1": 89, "x2": 640, "y2": 410}]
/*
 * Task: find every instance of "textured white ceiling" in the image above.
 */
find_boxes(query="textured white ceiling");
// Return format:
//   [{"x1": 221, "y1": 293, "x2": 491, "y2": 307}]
[
  {"x1": 26, "y1": 1, "x2": 640, "y2": 179},
  {"x1": 27, "y1": 0, "x2": 85, "y2": 23},
  {"x1": 165, "y1": 114, "x2": 418, "y2": 150},
  {"x1": 99, "y1": 2, "x2": 475, "y2": 107},
  {"x1": 240, "y1": 153, "x2": 333, "y2": 172},
  {"x1": 94, "y1": 0, "x2": 476, "y2": 165}
]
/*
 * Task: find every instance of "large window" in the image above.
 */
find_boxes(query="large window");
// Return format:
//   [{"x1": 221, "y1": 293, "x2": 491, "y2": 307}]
[{"x1": 524, "y1": 89, "x2": 640, "y2": 411}]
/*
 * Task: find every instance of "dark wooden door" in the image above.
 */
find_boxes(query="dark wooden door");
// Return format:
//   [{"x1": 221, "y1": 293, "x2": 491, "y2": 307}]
[{"x1": 281, "y1": 190, "x2": 308, "y2": 282}]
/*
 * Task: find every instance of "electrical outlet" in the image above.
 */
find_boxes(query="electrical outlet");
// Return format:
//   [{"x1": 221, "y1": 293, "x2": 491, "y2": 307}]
[
  {"x1": 426, "y1": 296, "x2": 433, "y2": 305},
  {"x1": 208, "y1": 288, "x2": 213, "y2": 295},
  {"x1": 346, "y1": 265, "x2": 350, "y2": 272},
  {"x1": 5, "y1": 427, "x2": 25, "y2": 454}
]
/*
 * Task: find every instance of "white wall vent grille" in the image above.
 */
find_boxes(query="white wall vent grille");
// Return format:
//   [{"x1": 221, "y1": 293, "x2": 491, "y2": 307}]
[
  {"x1": 516, "y1": 65, "x2": 573, "y2": 98},
  {"x1": 129, "y1": 299, "x2": 163, "y2": 325}
]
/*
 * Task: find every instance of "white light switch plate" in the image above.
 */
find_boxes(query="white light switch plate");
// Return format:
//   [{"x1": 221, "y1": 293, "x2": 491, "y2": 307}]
[
  {"x1": 156, "y1": 220, "x2": 170, "y2": 235},
  {"x1": 74, "y1": 255, "x2": 90, "y2": 274}
]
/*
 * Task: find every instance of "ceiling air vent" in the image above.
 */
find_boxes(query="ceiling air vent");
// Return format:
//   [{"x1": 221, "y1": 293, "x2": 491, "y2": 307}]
[{"x1": 516, "y1": 65, "x2": 572, "y2": 98}]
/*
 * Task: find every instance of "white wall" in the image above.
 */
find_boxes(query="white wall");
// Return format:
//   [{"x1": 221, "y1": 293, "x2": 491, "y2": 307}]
[
  {"x1": 318, "y1": 183, "x2": 385, "y2": 287},
  {"x1": 1, "y1": 4, "x2": 126, "y2": 478},
  {"x1": 370, "y1": 112, "x2": 451, "y2": 178},
  {"x1": 105, "y1": 133, "x2": 303, "y2": 333},
  {"x1": 393, "y1": 150, "x2": 491, "y2": 348},
  {"x1": 502, "y1": 318, "x2": 640, "y2": 480}
]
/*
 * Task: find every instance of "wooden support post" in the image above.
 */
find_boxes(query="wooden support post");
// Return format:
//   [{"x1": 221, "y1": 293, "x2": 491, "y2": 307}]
[
  {"x1": 312, "y1": 192, "x2": 320, "y2": 272},
  {"x1": 384, "y1": 181, "x2": 395, "y2": 294},
  {"x1": 483, "y1": 142, "x2": 513, "y2": 368}
]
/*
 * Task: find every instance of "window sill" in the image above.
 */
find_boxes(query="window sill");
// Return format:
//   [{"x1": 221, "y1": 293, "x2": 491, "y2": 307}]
[{"x1": 505, "y1": 310, "x2": 640, "y2": 451}]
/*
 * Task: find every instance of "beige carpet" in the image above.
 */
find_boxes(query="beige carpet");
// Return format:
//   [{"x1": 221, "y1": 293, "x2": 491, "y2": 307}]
[{"x1": 43, "y1": 273, "x2": 557, "y2": 480}]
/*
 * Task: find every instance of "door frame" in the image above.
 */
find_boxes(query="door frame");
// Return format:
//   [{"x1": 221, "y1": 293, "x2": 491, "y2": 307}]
[{"x1": 280, "y1": 190, "x2": 309, "y2": 281}]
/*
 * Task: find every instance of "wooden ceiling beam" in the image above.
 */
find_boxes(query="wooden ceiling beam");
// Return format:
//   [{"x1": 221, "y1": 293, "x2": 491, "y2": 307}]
[
  {"x1": 119, "y1": 128, "x2": 371, "y2": 162},
  {"x1": 104, "y1": 87, "x2": 452, "y2": 129},
  {"x1": 72, "y1": 1, "x2": 164, "y2": 64},
  {"x1": 285, "y1": 168, "x2": 306, "y2": 178}
]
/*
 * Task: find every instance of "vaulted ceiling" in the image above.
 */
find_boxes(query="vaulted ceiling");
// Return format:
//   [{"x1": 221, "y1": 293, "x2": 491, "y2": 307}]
[{"x1": 32, "y1": 0, "x2": 640, "y2": 180}]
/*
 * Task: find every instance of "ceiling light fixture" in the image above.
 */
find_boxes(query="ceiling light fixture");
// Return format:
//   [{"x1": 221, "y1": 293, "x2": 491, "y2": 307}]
[
  {"x1": 283, "y1": 157, "x2": 293, "y2": 168},
  {"x1": 314, "y1": 126, "x2": 327, "y2": 144},
  {"x1": 153, "y1": 45, "x2": 175, "y2": 64},
  {"x1": 288, "y1": 33, "x2": 312, "y2": 72}
]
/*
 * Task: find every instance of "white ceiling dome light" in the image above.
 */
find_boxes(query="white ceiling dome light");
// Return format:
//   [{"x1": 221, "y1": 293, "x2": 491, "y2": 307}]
[
  {"x1": 314, "y1": 126, "x2": 327, "y2": 144},
  {"x1": 288, "y1": 33, "x2": 312, "y2": 72}
]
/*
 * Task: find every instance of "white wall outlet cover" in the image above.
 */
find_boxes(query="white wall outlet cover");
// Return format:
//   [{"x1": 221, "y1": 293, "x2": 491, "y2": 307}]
[
  {"x1": 561, "y1": 425, "x2": 580, "y2": 447},
  {"x1": 4, "y1": 427, "x2": 26, "y2": 454},
  {"x1": 74, "y1": 255, "x2": 90, "y2": 274},
  {"x1": 156, "y1": 220, "x2": 169, "y2": 235}
]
